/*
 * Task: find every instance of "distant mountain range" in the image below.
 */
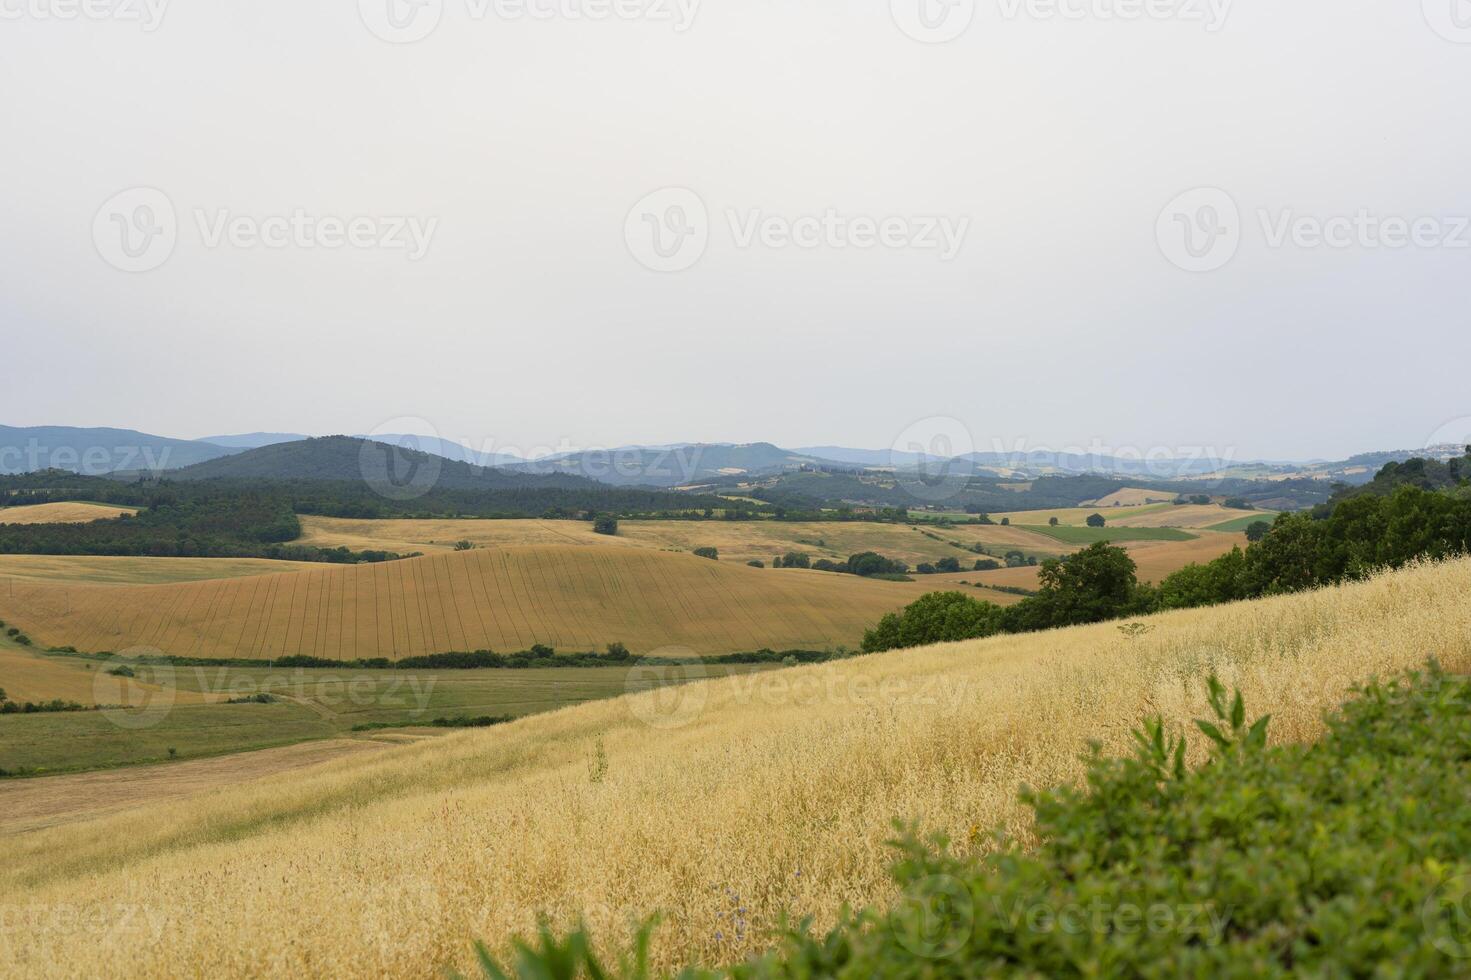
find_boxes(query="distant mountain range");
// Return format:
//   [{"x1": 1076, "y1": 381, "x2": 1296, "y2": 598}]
[
  {"x1": 5, "y1": 423, "x2": 1463, "y2": 489},
  {"x1": 503, "y1": 443, "x2": 837, "y2": 487},
  {"x1": 0, "y1": 425, "x2": 238, "y2": 475}
]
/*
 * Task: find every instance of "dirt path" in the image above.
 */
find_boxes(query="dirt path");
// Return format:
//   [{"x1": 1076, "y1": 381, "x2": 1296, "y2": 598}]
[{"x1": 0, "y1": 738, "x2": 396, "y2": 835}]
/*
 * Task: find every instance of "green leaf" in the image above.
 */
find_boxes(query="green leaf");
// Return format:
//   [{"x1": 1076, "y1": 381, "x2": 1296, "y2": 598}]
[{"x1": 1195, "y1": 719, "x2": 1230, "y2": 748}]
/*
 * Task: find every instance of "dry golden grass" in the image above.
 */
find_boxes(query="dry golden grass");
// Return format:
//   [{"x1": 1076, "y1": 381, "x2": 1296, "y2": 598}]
[
  {"x1": 0, "y1": 554, "x2": 311, "y2": 586},
  {"x1": 0, "y1": 502, "x2": 136, "y2": 525},
  {"x1": 297, "y1": 516, "x2": 1066, "y2": 566},
  {"x1": 2, "y1": 559, "x2": 1467, "y2": 979},
  {"x1": 0, "y1": 547, "x2": 932, "y2": 659},
  {"x1": 1087, "y1": 487, "x2": 1178, "y2": 507}
]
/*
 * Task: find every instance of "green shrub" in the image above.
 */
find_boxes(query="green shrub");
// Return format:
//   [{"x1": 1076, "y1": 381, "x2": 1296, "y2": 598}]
[
  {"x1": 693, "y1": 547, "x2": 719, "y2": 561},
  {"x1": 465, "y1": 665, "x2": 1471, "y2": 978}
]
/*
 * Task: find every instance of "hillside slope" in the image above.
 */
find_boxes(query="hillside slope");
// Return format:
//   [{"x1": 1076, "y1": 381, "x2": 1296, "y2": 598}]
[
  {"x1": 0, "y1": 546, "x2": 927, "y2": 658},
  {"x1": 166, "y1": 435, "x2": 587, "y2": 491},
  {"x1": 2, "y1": 559, "x2": 1465, "y2": 977}
]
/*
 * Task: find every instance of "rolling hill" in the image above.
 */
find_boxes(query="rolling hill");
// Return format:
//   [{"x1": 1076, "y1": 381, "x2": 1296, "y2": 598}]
[
  {"x1": 167, "y1": 436, "x2": 594, "y2": 492},
  {"x1": 0, "y1": 546, "x2": 930, "y2": 659},
  {"x1": 0, "y1": 502, "x2": 138, "y2": 524},
  {"x1": 2, "y1": 558, "x2": 1465, "y2": 977}
]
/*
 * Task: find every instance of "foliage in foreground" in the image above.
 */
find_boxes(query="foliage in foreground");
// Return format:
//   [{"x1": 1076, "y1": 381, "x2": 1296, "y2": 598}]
[{"x1": 465, "y1": 665, "x2": 1471, "y2": 978}]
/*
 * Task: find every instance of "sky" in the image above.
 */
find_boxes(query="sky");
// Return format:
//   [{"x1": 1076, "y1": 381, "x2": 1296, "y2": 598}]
[{"x1": 2, "y1": 0, "x2": 1469, "y2": 463}]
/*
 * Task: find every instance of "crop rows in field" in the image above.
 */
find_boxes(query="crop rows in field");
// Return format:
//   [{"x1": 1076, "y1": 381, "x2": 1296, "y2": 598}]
[{"x1": 0, "y1": 547, "x2": 923, "y2": 659}]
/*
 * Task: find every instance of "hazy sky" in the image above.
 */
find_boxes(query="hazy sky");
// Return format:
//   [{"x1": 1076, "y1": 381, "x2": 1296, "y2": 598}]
[{"x1": 3, "y1": 0, "x2": 1469, "y2": 462}]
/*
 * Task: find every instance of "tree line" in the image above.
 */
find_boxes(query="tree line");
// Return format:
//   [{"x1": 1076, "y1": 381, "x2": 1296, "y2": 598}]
[{"x1": 864, "y1": 478, "x2": 1471, "y2": 653}]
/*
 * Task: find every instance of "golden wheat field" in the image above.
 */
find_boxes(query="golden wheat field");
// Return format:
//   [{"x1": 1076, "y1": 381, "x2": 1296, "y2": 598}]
[
  {"x1": 296, "y1": 515, "x2": 1069, "y2": 565},
  {"x1": 0, "y1": 547, "x2": 936, "y2": 659},
  {"x1": 0, "y1": 554, "x2": 312, "y2": 585},
  {"x1": 0, "y1": 502, "x2": 137, "y2": 524},
  {"x1": 1, "y1": 559, "x2": 1466, "y2": 978}
]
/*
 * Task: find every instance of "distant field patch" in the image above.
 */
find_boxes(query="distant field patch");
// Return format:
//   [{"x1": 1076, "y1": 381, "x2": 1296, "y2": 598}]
[
  {"x1": 0, "y1": 636, "x2": 207, "y2": 707},
  {"x1": 990, "y1": 503, "x2": 1165, "y2": 527},
  {"x1": 1106, "y1": 504, "x2": 1259, "y2": 529},
  {"x1": 1206, "y1": 513, "x2": 1278, "y2": 533},
  {"x1": 1088, "y1": 488, "x2": 1177, "y2": 508},
  {"x1": 0, "y1": 502, "x2": 136, "y2": 525},
  {"x1": 0, "y1": 554, "x2": 313, "y2": 586},
  {"x1": 1021, "y1": 524, "x2": 1196, "y2": 545}
]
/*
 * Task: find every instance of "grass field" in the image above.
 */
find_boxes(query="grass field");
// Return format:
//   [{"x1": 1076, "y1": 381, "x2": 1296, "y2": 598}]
[
  {"x1": 0, "y1": 501, "x2": 136, "y2": 524},
  {"x1": 0, "y1": 547, "x2": 936, "y2": 660},
  {"x1": 1020, "y1": 524, "x2": 1197, "y2": 544},
  {"x1": 296, "y1": 515, "x2": 1068, "y2": 566},
  {"x1": 0, "y1": 657, "x2": 774, "y2": 775},
  {"x1": 0, "y1": 559, "x2": 1464, "y2": 977}
]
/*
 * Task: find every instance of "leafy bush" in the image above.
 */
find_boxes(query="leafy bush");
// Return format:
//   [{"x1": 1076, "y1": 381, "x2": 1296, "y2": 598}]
[
  {"x1": 747, "y1": 560, "x2": 764, "y2": 568},
  {"x1": 693, "y1": 547, "x2": 719, "y2": 561},
  {"x1": 1085, "y1": 513, "x2": 1106, "y2": 528},
  {"x1": 225, "y1": 693, "x2": 276, "y2": 704},
  {"x1": 465, "y1": 665, "x2": 1471, "y2": 978},
  {"x1": 864, "y1": 543, "x2": 1149, "y2": 652},
  {"x1": 593, "y1": 515, "x2": 619, "y2": 536}
]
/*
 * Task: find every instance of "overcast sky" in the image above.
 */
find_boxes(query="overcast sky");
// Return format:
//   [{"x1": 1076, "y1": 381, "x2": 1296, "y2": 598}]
[{"x1": 2, "y1": 0, "x2": 1468, "y2": 462}]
